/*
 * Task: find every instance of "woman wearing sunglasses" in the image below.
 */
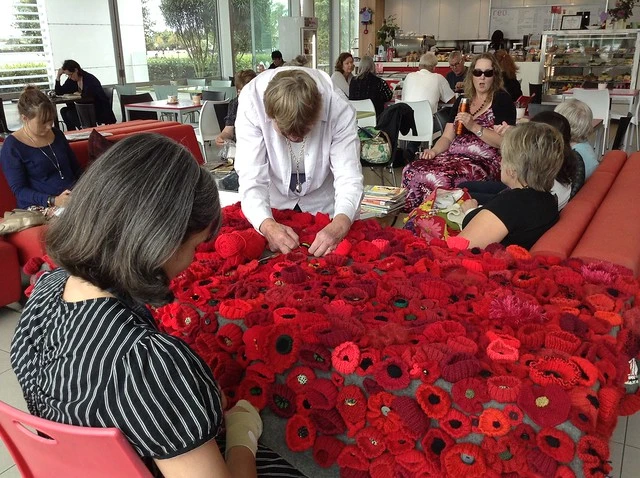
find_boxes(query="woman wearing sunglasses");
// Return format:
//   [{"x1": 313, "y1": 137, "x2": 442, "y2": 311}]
[{"x1": 402, "y1": 53, "x2": 516, "y2": 211}]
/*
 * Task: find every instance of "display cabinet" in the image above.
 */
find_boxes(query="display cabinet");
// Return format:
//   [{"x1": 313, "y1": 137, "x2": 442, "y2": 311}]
[{"x1": 540, "y1": 30, "x2": 640, "y2": 100}]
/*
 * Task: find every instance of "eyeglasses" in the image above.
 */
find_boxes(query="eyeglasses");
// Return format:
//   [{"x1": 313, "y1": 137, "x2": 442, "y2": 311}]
[
  {"x1": 449, "y1": 61, "x2": 461, "y2": 68},
  {"x1": 472, "y1": 69, "x2": 494, "y2": 78}
]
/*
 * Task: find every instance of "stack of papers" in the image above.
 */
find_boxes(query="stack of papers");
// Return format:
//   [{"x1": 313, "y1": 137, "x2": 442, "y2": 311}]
[
  {"x1": 360, "y1": 185, "x2": 407, "y2": 218},
  {"x1": 64, "y1": 131, "x2": 113, "y2": 141}
]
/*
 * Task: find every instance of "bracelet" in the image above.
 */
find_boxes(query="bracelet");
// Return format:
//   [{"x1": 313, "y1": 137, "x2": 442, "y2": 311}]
[{"x1": 47, "y1": 196, "x2": 55, "y2": 207}]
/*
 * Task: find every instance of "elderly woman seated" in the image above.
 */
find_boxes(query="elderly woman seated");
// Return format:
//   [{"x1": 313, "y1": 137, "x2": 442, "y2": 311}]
[
  {"x1": 349, "y1": 55, "x2": 393, "y2": 119},
  {"x1": 457, "y1": 122, "x2": 564, "y2": 249},
  {"x1": 554, "y1": 99, "x2": 598, "y2": 179},
  {"x1": 402, "y1": 53, "x2": 516, "y2": 211}
]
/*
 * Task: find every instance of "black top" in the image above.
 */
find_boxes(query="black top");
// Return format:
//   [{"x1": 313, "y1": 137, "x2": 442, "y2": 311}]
[
  {"x1": 11, "y1": 268, "x2": 223, "y2": 461},
  {"x1": 349, "y1": 73, "x2": 393, "y2": 118},
  {"x1": 448, "y1": 89, "x2": 516, "y2": 126},
  {"x1": 225, "y1": 96, "x2": 239, "y2": 127},
  {"x1": 55, "y1": 71, "x2": 116, "y2": 125},
  {"x1": 503, "y1": 75, "x2": 523, "y2": 102},
  {"x1": 445, "y1": 69, "x2": 467, "y2": 92},
  {"x1": 462, "y1": 187, "x2": 559, "y2": 249}
]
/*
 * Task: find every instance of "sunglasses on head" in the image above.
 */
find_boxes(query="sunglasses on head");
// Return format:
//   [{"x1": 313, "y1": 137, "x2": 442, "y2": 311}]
[{"x1": 472, "y1": 69, "x2": 494, "y2": 77}]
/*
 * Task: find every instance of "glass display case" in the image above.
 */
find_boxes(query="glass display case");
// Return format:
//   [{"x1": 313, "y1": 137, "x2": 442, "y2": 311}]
[{"x1": 540, "y1": 30, "x2": 640, "y2": 100}]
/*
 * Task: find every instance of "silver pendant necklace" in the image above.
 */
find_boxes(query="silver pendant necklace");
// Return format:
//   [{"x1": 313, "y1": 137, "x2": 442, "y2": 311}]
[
  {"x1": 286, "y1": 136, "x2": 306, "y2": 193},
  {"x1": 24, "y1": 128, "x2": 64, "y2": 180}
]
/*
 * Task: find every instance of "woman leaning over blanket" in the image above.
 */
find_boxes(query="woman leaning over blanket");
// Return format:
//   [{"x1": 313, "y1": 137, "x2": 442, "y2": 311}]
[
  {"x1": 401, "y1": 53, "x2": 516, "y2": 211},
  {"x1": 11, "y1": 133, "x2": 303, "y2": 478},
  {"x1": 457, "y1": 122, "x2": 564, "y2": 249}
]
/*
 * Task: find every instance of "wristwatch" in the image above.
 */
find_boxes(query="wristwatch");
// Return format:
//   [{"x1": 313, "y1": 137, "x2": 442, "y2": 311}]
[{"x1": 475, "y1": 126, "x2": 484, "y2": 138}]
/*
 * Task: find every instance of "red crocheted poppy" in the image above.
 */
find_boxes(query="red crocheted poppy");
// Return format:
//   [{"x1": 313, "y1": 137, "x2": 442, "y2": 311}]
[
  {"x1": 245, "y1": 362, "x2": 275, "y2": 381},
  {"x1": 487, "y1": 375, "x2": 522, "y2": 403},
  {"x1": 285, "y1": 366, "x2": 316, "y2": 393},
  {"x1": 273, "y1": 306, "x2": 301, "y2": 324},
  {"x1": 451, "y1": 378, "x2": 490, "y2": 414},
  {"x1": 285, "y1": 414, "x2": 317, "y2": 452},
  {"x1": 386, "y1": 428, "x2": 414, "y2": 456},
  {"x1": 516, "y1": 323, "x2": 547, "y2": 350},
  {"x1": 336, "y1": 384, "x2": 367, "y2": 437},
  {"x1": 577, "y1": 435, "x2": 612, "y2": 478},
  {"x1": 395, "y1": 449, "x2": 428, "y2": 473},
  {"x1": 349, "y1": 240, "x2": 381, "y2": 262},
  {"x1": 236, "y1": 375, "x2": 270, "y2": 410},
  {"x1": 265, "y1": 325, "x2": 300, "y2": 373},
  {"x1": 585, "y1": 293, "x2": 616, "y2": 313},
  {"x1": 569, "y1": 406, "x2": 596, "y2": 434},
  {"x1": 439, "y1": 407, "x2": 472, "y2": 439},
  {"x1": 310, "y1": 408, "x2": 346, "y2": 436},
  {"x1": 313, "y1": 435, "x2": 344, "y2": 468},
  {"x1": 242, "y1": 324, "x2": 269, "y2": 361},
  {"x1": 421, "y1": 427, "x2": 455, "y2": 471},
  {"x1": 369, "y1": 453, "x2": 396, "y2": 478},
  {"x1": 446, "y1": 335, "x2": 479, "y2": 355},
  {"x1": 367, "y1": 392, "x2": 403, "y2": 434},
  {"x1": 486, "y1": 339, "x2": 519, "y2": 363},
  {"x1": 536, "y1": 427, "x2": 575, "y2": 463},
  {"x1": 527, "y1": 447, "x2": 558, "y2": 477},
  {"x1": 545, "y1": 330, "x2": 581, "y2": 355},
  {"x1": 502, "y1": 404, "x2": 524, "y2": 427},
  {"x1": 513, "y1": 423, "x2": 536, "y2": 449},
  {"x1": 218, "y1": 298, "x2": 253, "y2": 319},
  {"x1": 337, "y1": 444, "x2": 369, "y2": 471},
  {"x1": 354, "y1": 427, "x2": 386, "y2": 459},
  {"x1": 440, "y1": 352, "x2": 481, "y2": 383},
  {"x1": 374, "y1": 357, "x2": 411, "y2": 391},
  {"x1": 331, "y1": 341, "x2": 361, "y2": 375},
  {"x1": 268, "y1": 382, "x2": 297, "y2": 418},
  {"x1": 279, "y1": 264, "x2": 308, "y2": 284},
  {"x1": 299, "y1": 343, "x2": 332, "y2": 371},
  {"x1": 529, "y1": 356, "x2": 580, "y2": 389},
  {"x1": 511, "y1": 270, "x2": 541, "y2": 289},
  {"x1": 442, "y1": 443, "x2": 487, "y2": 478},
  {"x1": 355, "y1": 348, "x2": 380, "y2": 376},
  {"x1": 409, "y1": 359, "x2": 440, "y2": 384},
  {"x1": 423, "y1": 320, "x2": 467, "y2": 343},
  {"x1": 390, "y1": 396, "x2": 429, "y2": 439},
  {"x1": 416, "y1": 383, "x2": 451, "y2": 419},
  {"x1": 216, "y1": 323, "x2": 244, "y2": 353},
  {"x1": 481, "y1": 435, "x2": 527, "y2": 475},
  {"x1": 478, "y1": 408, "x2": 510, "y2": 437},
  {"x1": 212, "y1": 355, "x2": 244, "y2": 389},
  {"x1": 518, "y1": 384, "x2": 571, "y2": 428},
  {"x1": 303, "y1": 378, "x2": 338, "y2": 411}
]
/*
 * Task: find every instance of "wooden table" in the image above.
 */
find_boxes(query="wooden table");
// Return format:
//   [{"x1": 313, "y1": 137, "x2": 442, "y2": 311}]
[
  {"x1": 124, "y1": 100, "x2": 202, "y2": 123},
  {"x1": 49, "y1": 94, "x2": 82, "y2": 129}
]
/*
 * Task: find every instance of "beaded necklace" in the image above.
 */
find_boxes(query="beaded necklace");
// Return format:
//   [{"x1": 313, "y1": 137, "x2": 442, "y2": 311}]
[{"x1": 470, "y1": 96, "x2": 490, "y2": 117}]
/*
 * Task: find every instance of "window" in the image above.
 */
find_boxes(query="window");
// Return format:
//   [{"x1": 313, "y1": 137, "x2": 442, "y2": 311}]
[{"x1": 339, "y1": 0, "x2": 357, "y2": 55}]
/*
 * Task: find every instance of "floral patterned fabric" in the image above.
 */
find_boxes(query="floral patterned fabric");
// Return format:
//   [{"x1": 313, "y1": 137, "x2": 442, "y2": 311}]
[{"x1": 402, "y1": 107, "x2": 502, "y2": 211}]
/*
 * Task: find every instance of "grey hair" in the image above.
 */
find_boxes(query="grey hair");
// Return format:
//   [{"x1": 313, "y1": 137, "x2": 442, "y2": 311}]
[
  {"x1": 46, "y1": 133, "x2": 221, "y2": 306},
  {"x1": 357, "y1": 56, "x2": 375, "y2": 78},
  {"x1": 449, "y1": 51, "x2": 462, "y2": 62},
  {"x1": 419, "y1": 52, "x2": 438, "y2": 71},
  {"x1": 554, "y1": 99, "x2": 593, "y2": 143}
]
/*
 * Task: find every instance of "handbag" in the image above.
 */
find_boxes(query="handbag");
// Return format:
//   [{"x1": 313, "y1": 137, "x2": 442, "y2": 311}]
[
  {"x1": 0, "y1": 208, "x2": 47, "y2": 235},
  {"x1": 358, "y1": 126, "x2": 391, "y2": 165}
]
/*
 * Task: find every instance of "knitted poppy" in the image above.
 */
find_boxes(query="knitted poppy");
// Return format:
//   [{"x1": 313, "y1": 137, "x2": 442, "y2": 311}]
[
  {"x1": 545, "y1": 330, "x2": 581, "y2": 355},
  {"x1": 218, "y1": 298, "x2": 253, "y2": 319},
  {"x1": 577, "y1": 435, "x2": 612, "y2": 478},
  {"x1": 303, "y1": 378, "x2": 338, "y2": 411},
  {"x1": 502, "y1": 404, "x2": 524, "y2": 427},
  {"x1": 440, "y1": 352, "x2": 481, "y2": 382},
  {"x1": 386, "y1": 428, "x2": 415, "y2": 456},
  {"x1": 355, "y1": 348, "x2": 380, "y2": 376},
  {"x1": 285, "y1": 414, "x2": 316, "y2": 452},
  {"x1": 367, "y1": 392, "x2": 403, "y2": 434},
  {"x1": 374, "y1": 357, "x2": 411, "y2": 391},
  {"x1": 513, "y1": 423, "x2": 536, "y2": 449},
  {"x1": 337, "y1": 444, "x2": 369, "y2": 471},
  {"x1": 598, "y1": 385, "x2": 624, "y2": 423},
  {"x1": 409, "y1": 359, "x2": 440, "y2": 384},
  {"x1": 336, "y1": 384, "x2": 367, "y2": 437},
  {"x1": 516, "y1": 323, "x2": 547, "y2": 350},
  {"x1": 299, "y1": 343, "x2": 332, "y2": 371},
  {"x1": 285, "y1": 366, "x2": 316, "y2": 394},
  {"x1": 369, "y1": 453, "x2": 396, "y2": 478},
  {"x1": 268, "y1": 383, "x2": 297, "y2": 418},
  {"x1": 527, "y1": 447, "x2": 558, "y2": 477},
  {"x1": 585, "y1": 293, "x2": 616, "y2": 312},
  {"x1": 416, "y1": 383, "x2": 451, "y2": 419},
  {"x1": 265, "y1": 325, "x2": 300, "y2": 373},
  {"x1": 529, "y1": 356, "x2": 581, "y2": 389},
  {"x1": 310, "y1": 408, "x2": 346, "y2": 436},
  {"x1": 395, "y1": 449, "x2": 428, "y2": 474},
  {"x1": 423, "y1": 320, "x2": 466, "y2": 343},
  {"x1": 446, "y1": 335, "x2": 479, "y2": 355},
  {"x1": 569, "y1": 407, "x2": 595, "y2": 434},
  {"x1": 511, "y1": 270, "x2": 541, "y2": 289},
  {"x1": 390, "y1": 395, "x2": 429, "y2": 439},
  {"x1": 478, "y1": 408, "x2": 510, "y2": 437},
  {"x1": 236, "y1": 375, "x2": 270, "y2": 410},
  {"x1": 486, "y1": 339, "x2": 519, "y2": 363},
  {"x1": 331, "y1": 341, "x2": 361, "y2": 375},
  {"x1": 536, "y1": 427, "x2": 575, "y2": 463},
  {"x1": 216, "y1": 323, "x2": 244, "y2": 353},
  {"x1": 212, "y1": 355, "x2": 244, "y2": 388},
  {"x1": 487, "y1": 375, "x2": 522, "y2": 403},
  {"x1": 242, "y1": 324, "x2": 269, "y2": 361},
  {"x1": 481, "y1": 435, "x2": 527, "y2": 474},
  {"x1": 273, "y1": 306, "x2": 302, "y2": 324},
  {"x1": 313, "y1": 435, "x2": 344, "y2": 468},
  {"x1": 555, "y1": 465, "x2": 577, "y2": 478},
  {"x1": 518, "y1": 384, "x2": 571, "y2": 428},
  {"x1": 421, "y1": 427, "x2": 455, "y2": 471},
  {"x1": 279, "y1": 264, "x2": 308, "y2": 284},
  {"x1": 439, "y1": 407, "x2": 472, "y2": 439},
  {"x1": 451, "y1": 378, "x2": 489, "y2": 414},
  {"x1": 442, "y1": 443, "x2": 487, "y2": 478},
  {"x1": 354, "y1": 427, "x2": 386, "y2": 459}
]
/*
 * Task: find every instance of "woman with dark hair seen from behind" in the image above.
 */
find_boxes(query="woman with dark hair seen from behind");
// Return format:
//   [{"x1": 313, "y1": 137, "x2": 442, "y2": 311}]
[
  {"x1": 55, "y1": 59, "x2": 116, "y2": 130},
  {"x1": 489, "y1": 30, "x2": 506, "y2": 52},
  {"x1": 331, "y1": 52, "x2": 355, "y2": 96},
  {"x1": 349, "y1": 55, "x2": 393, "y2": 118},
  {"x1": 0, "y1": 85, "x2": 80, "y2": 208},
  {"x1": 495, "y1": 50, "x2": 522, "y2": 102},
  {"x1": 402, "y1": 53, "x2": 516, "y2": 210},
  {"x1": 11, "y1": 133, "x2": 303, "y2": 478}
]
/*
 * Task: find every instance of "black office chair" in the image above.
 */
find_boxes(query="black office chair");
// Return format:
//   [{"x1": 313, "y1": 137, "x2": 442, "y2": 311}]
[
  {"x1": 228, "y1": 76, "x2": 235, "y2": 87},
  {"x1": 0, "y1": 100, "x2": 12, "y2": 134},
  {"x1": 74, "y1": 102, "x2": 97, "y2": 129},
  {"x1": 433, "y1": 108, "x2": 451, "y2": 135},
  {"x1": 529, "y1": 83, "x2": 543, "y2": 104},
  {"x1": 527, "y1": 103, "x2": 557, "y2": 118},
  {"x1": 611, "y1": 113, "x2": 633, "y2": 150},
  {"x1": 103, "y1": 86, "x2": 115, "y2": 117},
  {"x1": 119, "y1": 93, "x2": 157, "y2": 121},
  {"x1": 202, "y1": 90, "x2": 226, "y2": 101},
  {"x1": 213, "y1": 101, "x2": 230, "y2": 131}
]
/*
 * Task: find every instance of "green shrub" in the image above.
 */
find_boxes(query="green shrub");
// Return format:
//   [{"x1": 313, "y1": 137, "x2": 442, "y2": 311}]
[
  {"x1": 0, "y1": 62, "x2": 48, "y2": 94},
  {"x1": 147, "y1": 56, "x2": 220, "y2": 81}
]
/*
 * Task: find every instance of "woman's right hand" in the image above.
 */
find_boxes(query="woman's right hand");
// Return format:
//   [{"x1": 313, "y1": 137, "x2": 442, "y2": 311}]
[
  {"x1": 224, "y1": 400, "x2": 263, "y2": 457},
  {"x1": 55, "y1": 190, "x2": 72, "y2": 207},
  {"x1": 420, "y1": 149, "x2": 437, "y2": 160},
  {"x1": 259, "y1": 218, "x2": 300, "y2": 254}
]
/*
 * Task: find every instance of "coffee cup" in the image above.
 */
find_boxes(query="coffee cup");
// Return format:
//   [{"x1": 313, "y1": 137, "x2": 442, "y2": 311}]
[
  {"x1": 598, "y1": 83, "x2": 607, "y2": 90},
  {"x1": 168, "y1": 95, "x2": 178, "y2": 103},
  {"x1": 516, "y1": 107, "x2": 526, "y2": 120},
  {"x1": 192, "y1": 94, "x2": 202, "y2": 105}
]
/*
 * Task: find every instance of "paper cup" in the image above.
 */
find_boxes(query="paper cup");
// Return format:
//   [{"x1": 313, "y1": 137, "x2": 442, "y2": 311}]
[
  {"x1": 192, "y1": 95, "x2": 202, "y2": 105},
  {"x1": 598, "y1": 83, "x2": 607, "y2": 90},
  {"x1": 168, "y1": 95, "x2": 178, "y2": 103},
  {"x1": 516, "y1": 107, "x2": 526, "y2": 120}
]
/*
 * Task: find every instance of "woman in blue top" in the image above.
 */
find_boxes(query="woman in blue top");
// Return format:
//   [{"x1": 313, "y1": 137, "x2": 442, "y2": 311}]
[
  {"x1": 554, "y1": 99, "x2": 599, "y2": 179},
  {"x1": 0, "y1": 86, "x2": 81, "y2": 208}
]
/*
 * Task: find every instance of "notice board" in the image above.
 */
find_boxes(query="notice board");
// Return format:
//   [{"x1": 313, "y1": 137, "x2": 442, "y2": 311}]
[{"x1": 490, "y1": 4, "x2": 604, "y2": 39}]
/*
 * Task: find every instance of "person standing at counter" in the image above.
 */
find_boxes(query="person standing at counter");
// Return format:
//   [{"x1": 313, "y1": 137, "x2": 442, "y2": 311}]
[
  {"x1": 55, "y1": 60, "x2": 116, "y2": 130},
  {"x1": 402, "y1": 52, "x2": 455, "y2": 113},
  {"x1": 489, "y1": 30, "x2": 507, "y2": 52},
  {"x1": 446, "y1": 51, "x2": 467, "y2": 93},
  {"x1": 331, "y1": 52, "x2": 354, "y2": 96},
  {"x1": 235, "y1": 67, "x2": 363, "y2": 257}
]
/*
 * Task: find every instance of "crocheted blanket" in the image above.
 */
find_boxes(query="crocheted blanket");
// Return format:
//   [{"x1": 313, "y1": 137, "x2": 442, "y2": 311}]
[{"x1": 153, "y1": 204, "x2": 640, "y2": 478}]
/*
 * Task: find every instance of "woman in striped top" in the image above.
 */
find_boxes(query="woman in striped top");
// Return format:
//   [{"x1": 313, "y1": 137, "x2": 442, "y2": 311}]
[{"x1": 10, "y1": 134, "x2": 303, "y2": 478}]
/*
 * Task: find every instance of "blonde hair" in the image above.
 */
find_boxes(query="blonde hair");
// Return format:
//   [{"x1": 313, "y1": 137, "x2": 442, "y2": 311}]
[
  {"x1": 235, "y1": 69, "x2": 257, "y2": 91},
  {"x1": 264, "y1": 69, "x2": 322, "y2": 139},
  {"x1": 554, "y1": 99, "x2": 593, "y2": 143},
  {"x1": 463, "y1": 53, "x2": 504, "y2": 101},
  {"x1": 18, "y1": 85, "x2": 56, "y2": 125},
  {"x1": 501, "y1": 122, "x2": 564, "y2": 192}
]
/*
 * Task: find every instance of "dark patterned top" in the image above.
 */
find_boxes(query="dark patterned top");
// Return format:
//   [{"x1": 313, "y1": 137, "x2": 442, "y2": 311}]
[{"x1": 349, "y1": 73, "x2": 393, "y2": 117}]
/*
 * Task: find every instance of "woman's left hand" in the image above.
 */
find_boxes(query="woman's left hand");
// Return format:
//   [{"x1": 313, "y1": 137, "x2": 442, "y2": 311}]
[
  {"x1": 308, "y1": 214, "x2": 351, "y2": 257},
  {"x1": 455, "y1": 112, "x2": 477, "y2": 132}
]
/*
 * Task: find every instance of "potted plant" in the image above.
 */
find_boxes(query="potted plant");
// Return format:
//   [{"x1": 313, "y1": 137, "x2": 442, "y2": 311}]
[
  {"x1": 377, "y1": 15, "x2": 400, "y2": 48},
  {"x1": 608, "y1": 0, "x2": 636, "y2": 28}
]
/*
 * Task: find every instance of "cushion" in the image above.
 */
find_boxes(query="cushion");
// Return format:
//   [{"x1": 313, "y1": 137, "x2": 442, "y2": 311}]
[{"x1": 87, "y1": 129, "x2": 115, "y2": 164}]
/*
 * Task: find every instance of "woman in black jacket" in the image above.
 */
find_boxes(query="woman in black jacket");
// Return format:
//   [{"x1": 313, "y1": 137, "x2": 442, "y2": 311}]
[{"x1": 349, "y1": 56, "x2": 393, "y2": 119}]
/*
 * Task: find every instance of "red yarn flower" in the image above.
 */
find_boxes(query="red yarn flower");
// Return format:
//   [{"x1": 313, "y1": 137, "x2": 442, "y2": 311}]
[
  {"x1": 439, "y1": 407, "x2": 472, "y2": 439},
  {"x1": 442, "y1": 443, "x2": 488, "y2": 478},
  {"x1": 313, "y1": 435, "x2": 344, "y2": 468},
  {"x1": 285, "y1": 414, "x2": 316, "y2": 452},
  {"x1": 373, "y1": 356, "x2": 411, "y2": 391},
  {"x1": 517, "y1": 384, "x2": 571, "y2": 428},
  {"x1": 536, "y1": 427, "x2": 575, "y2": 463},
  {"x1": 336, "y1": 384, "x2": 367, "y2": 437},
  {"x1": 478, "y1": 408, "x2": 510, "y2": 437},
  {"x1": 416, "y1": 383, "x2": 451, "y2": 419},
  {"x1": 354, "y1": 427, "x2": 386, "y2": 459},
  {"x1": 451, "y1": 378, "x2": 490, "y2": 414}
]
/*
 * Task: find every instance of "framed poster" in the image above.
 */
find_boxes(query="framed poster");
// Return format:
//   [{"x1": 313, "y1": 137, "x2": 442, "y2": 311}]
[{"x1": 561, "y1": 14, "x2": 583, "y2": 30}]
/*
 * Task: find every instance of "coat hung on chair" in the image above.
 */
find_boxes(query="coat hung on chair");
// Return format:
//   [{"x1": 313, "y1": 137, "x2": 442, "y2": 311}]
[{"x1": 375, "y1": 103, "x2": 417, "y2": 167}]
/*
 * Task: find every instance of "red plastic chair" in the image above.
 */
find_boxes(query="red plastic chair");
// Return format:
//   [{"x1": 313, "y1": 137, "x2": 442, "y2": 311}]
[{"x1": 0, "y1": 400, "x2": 152, "y2": 478}]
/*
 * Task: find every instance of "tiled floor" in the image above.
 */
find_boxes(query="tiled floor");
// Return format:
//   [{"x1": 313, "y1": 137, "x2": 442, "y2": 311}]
[{"x1": 1, "y1": 301, "x2": 640, "y2": 476}]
